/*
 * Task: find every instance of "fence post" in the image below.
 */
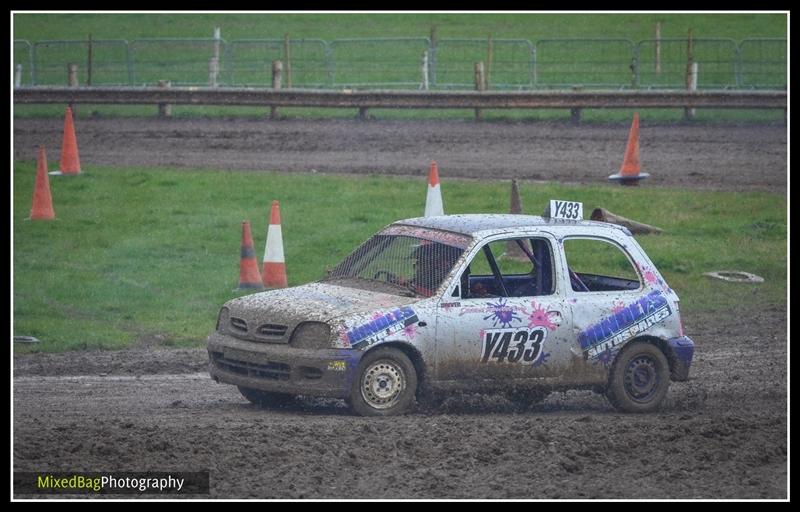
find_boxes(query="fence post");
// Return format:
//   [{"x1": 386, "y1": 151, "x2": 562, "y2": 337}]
[
  {"x1": 284, "y1": 34, "x2": 292, "y2": 89},
  {"x1": 487, "y1": 34, "x2": 493, "y2": 90},
  {"x1": 15, "y1": 64, "x2": 22, "y2": 87},
  {"x1": 474, "y1": 61, "x2": 485, "y2": 121},
  {"x1": 67, "y1": 63, "x2": 79, "y2": 87},
  {"x1": 685, "y1": 29, "x2": 695, "y2": 121},
  {"x1": 213, "y1": 27, "x2": 222, "y2": 86},
  {"x1": 429, "y1": 25, "x2": 438, "y2": 87},
  {"x1": 421, "y1": 50, "x2": 429, "y2": 90},
  {"x1": 87, "y1": 33, "x2": 93, "y2": 86},
  {"x1": 685, "y1": 62, "x2": 698, "y2": 120},
  {"x1": 158, "y1": 79, "x2": 172, "y2": 118},
  {"x1": 271, "y1": 60, "x2": 282, "y2": 119},
  {"x1": 655, "y1": 21, "x2": 662, "y2": 75},
  {"x1": 209, "y1": 56, "x2": 219, "y2": 87}
]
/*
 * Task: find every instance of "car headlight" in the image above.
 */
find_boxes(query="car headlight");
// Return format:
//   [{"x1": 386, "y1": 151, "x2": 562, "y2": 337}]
[
  {"x1": 290, "y1": 322, "x2": 332, "y2": 350},
  {"x1": 216, "y1": 307, "x2": 230, "y2": 333}
]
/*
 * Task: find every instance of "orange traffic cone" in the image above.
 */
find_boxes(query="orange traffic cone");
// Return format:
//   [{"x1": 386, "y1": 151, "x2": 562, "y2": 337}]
[
  {"x1": 58, "y1": 106, "x2": 81, "y2": 175},
  {"x1": 608, "y1": 113, "x2": 649, "y2": 186},
  {"x1": 29, "y1": 145, "x2": 55, "y2": 220},
  {"x1": 237, "y1": 220, "x2": 264, "y2": 290},
  {"x1": 262, "y1": 201, "x2": 288, "y2": 289},
  {"x1": 424, "y1": 161, "x2": 444, "y2": 217}
]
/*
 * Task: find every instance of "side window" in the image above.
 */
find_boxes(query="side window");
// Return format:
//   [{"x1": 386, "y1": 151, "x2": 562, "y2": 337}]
[
  {"x1": 563, "y1": 238, "x2": 641, "y2": 293},
  {"x1": 462, "y1": 238, "x2": 554, "y2": 298}
]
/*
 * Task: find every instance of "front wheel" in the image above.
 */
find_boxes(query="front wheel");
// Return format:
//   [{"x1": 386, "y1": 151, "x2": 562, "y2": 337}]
[
  {"x1": 349, "y1": 347, "x2": 417, "y2": 417},
  {"x1": 606, "y1": 342, "x2": 670, "y2": 413}
]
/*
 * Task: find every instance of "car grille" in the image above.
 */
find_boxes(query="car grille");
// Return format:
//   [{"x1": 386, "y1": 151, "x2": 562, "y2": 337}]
[
  {"x1": 229, "y1": 317, "x2": 248, "y2": 333},
  {"x1": 226, "y1": 317, "x2": 289, "y2": 342},
  {"x1": 257, "y1": 323, "x2": 288, "y2": 337},
  {"x1": 210, "y1": 352, "x2": 291, "y2": 381}
]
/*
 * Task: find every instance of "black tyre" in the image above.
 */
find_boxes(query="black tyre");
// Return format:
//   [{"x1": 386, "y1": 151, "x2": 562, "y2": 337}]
[
  {"x1": 349, "y1": 347, "x2": 418, "y2": 417},
  {"x1": 606, "y1": 342, "x2": 670, "y2": 413},
  {"x1": 237, "y1": 386, "x2": 296, "y2": 408}
]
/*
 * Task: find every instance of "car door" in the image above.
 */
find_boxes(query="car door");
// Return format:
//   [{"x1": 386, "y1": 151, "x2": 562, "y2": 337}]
[
  {"x1": 561, "y1": 235, "x2": 649, "y2": 376},
  {"x1": 433, "y1": 233, "x2": 574, "y2": 384}
]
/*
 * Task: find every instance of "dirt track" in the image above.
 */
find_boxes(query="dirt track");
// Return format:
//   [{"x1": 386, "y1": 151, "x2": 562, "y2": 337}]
[
  {"x1": 13, "y1": 306, "x2": 787, "y2": 499},
  {"x1": 12, "y1": 116, "x2": 787, "y2": 498},
  {"x1": 13, "y1": 117, "x2": 787, "y2": 193}
]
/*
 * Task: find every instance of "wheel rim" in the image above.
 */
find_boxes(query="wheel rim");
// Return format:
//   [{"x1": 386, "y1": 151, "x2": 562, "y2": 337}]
[
  {"x1": 623, "y1": 355, "x2": 660, "y2": 403},
  {"x1": 361, "y1": 359, "x2": 405, "y2": 410}
]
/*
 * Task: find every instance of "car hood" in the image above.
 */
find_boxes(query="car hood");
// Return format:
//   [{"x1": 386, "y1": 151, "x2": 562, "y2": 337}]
[{"x1": 221, "y1": 282, "x2": 419, "y2": 343}]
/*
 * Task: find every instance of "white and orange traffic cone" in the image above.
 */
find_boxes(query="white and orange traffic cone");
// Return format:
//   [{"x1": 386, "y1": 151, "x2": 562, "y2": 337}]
[
  {"x1": 608, "y1": 112, "x2": 650, "y2": 186},
  {"x1": 237, "y1": 220, "x2": 264, "y2": 290},
  {"x1": 262, "y1": 200, "x2": 288, "y2": 289},
  {"x1": 424, "y1": 161, "x2": 444, "y2": 216},
  {"x1": 29, "y1": 145, "x2": 55, "y2": 220}
]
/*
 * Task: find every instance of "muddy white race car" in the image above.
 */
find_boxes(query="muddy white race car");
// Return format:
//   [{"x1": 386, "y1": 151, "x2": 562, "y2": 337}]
[{"x1": 208, "y1": 200, "x2": 694, "y2": 416}]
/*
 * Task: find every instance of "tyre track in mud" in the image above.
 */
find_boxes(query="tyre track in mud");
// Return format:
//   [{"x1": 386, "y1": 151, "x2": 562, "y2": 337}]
[
  {"x1": 13, "y1": 118, "x2": 786, "y2": 193},
  {"x1": 13, "y1": 308, "x2": 786, "y2": 499}
]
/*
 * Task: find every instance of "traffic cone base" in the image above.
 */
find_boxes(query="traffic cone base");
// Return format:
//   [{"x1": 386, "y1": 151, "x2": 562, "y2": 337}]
[
  {"x1": 30, "y1": 146, "x2": 55, "y2": 220},
  {"x1": 424, "y1": 161, "x2": 444, "y2": 217},
  {"x1": 60, "y1": 106, "x2": 81, "y2": 175},
  {"x1": 237, "y1": 221, "x2": 264, "y2": 290},
  {"x1": 262, "y1": 201, "x2": 288, "y2": 289}
]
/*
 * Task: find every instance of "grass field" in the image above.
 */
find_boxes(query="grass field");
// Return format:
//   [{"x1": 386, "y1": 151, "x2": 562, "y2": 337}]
[
  {"x1": 13, "y1": 12, "x2": 787, "y2": 122},
  {"x1": 13, "y1": 163, "x2": 786, "y2": 352},
  {"x1": 13, "y1": 12, "x2": 787, "y2": 41}
]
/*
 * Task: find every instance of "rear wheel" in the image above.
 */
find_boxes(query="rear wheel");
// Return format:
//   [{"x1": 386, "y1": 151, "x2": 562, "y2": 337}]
[
  {"x1": 237, "y1": 386, "x2": 296, "y2": 408},
  {"x1": 349, "y1": 347, "x2": 417, "y2": 417},
  {"x1": 606, "y1": 342, "x2": 670, "y2": 413}
]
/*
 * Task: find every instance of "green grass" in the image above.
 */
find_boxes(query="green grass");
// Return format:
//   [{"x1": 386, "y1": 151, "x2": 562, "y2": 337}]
[
  {"x1": 13, "y1": 13, "x2": 787, "y2": 41},
  {"x1": 13, "y1": 13, "x2": 787, "y2": 122},
  {"x1": 13, "y1": 163, "x2": 786, "y2": 352}
]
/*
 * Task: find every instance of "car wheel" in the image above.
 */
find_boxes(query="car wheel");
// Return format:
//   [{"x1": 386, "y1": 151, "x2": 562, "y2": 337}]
[
  {"x1": 349, "y1": 347, "x2": 417, "y2": 417},
  {"x1": 606, "y1": 342, "x2": 670, "y2": 413},
  {"x1": 237, "y1": 386, "x2": 296, "y2": 408}
]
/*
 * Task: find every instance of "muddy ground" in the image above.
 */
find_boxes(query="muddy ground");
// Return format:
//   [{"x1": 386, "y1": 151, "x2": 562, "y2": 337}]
[
  {"x1": 13, "y1": 117, "x2": 787, "y2": 193},
  {"x1": 12, "y1": 116, "x2": 787, "y2": 498},
  {"x1": 13, "y1": 305, "x2": 787, "y2": 499}
]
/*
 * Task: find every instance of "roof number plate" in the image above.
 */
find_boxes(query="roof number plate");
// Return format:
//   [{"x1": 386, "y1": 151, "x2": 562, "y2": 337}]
[{"x1": 549, "y1": 200, "x2": 583, "y2": 220}]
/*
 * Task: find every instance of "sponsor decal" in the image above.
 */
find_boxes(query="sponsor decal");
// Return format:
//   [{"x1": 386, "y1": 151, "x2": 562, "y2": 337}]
[
  {"x1": 327, "y1": 361, "x2": 347, "y2": 372},
  {"x1": 346, "y1": 307, "x2": 419, "y2": 350},
  {"x1": 481, "y1": 327, "x2": 548, "y2": 364},
  {"x1": 579, "y1": 290, "x2": 672, "y2": 360}
]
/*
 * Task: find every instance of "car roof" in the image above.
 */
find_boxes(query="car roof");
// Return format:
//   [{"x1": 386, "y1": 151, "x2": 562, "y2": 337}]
[{"x1": 395, "y1": 214, "x2": 629, "y2": 237}]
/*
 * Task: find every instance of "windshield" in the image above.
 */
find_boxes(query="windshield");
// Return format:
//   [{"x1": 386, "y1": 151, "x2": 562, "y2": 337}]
[{"x1": 323, "y1": 227, "x2": 470, "y2": 297}]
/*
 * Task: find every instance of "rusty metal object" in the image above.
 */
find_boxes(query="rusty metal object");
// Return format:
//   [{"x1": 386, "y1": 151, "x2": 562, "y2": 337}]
[{"x1": 590, "y1": 207, "x2": 663, "y2": 235}]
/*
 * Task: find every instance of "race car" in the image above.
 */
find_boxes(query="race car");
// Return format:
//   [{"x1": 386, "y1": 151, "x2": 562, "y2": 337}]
[{"x1": 208, "y1": 200, "x2": 694, "y2": 416}]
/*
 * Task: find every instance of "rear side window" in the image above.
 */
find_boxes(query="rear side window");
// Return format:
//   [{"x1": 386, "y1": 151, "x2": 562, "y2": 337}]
[{"x1": 563, "y1": 238, "x2": 640, "y2": 293}]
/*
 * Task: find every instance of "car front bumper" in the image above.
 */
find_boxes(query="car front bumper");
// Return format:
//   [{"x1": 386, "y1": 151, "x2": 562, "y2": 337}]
[
  {"x1": 207, "y1": 332, "x2": 362, "y2": 399},
  {"x1": 666, "y1": 336, "x2": 695, "y2": 381}
]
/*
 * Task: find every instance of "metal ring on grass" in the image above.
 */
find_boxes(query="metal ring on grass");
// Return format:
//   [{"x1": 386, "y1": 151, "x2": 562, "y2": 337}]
[{"x1": 703, "y1": 271, "x2": 764, "y2": 283}]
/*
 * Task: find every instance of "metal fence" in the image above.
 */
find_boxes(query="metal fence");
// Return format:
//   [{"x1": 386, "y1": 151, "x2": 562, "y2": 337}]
[
  {"x1": 225, "y1": 39, "x2": 328, "y2": 87},
  {"x1": 535, "y1": 39, "x2": 636, "y2": 89},
  {"x1": 434, "y1": 39, "x2": 534, "y2": 90},
  {"x1": 13, "y1": 36, "x2": 787, "y2": 90}
]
